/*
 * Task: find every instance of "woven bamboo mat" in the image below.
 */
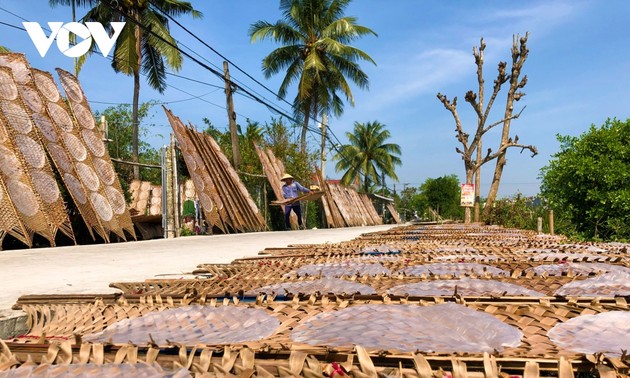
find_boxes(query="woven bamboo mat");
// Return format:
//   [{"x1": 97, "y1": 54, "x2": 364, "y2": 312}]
[
  {"x1": 4, "y1": 224, "x2": 630, "y2": 376},
  {"x1": 11, "y1": 296, "x2": 629, "y2": 358},
  {"x1": 3, "y1": 339, "x2": 621, "y2": 377}
]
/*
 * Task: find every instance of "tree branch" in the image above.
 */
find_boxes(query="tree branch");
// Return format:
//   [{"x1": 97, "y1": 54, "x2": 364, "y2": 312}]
[
  {"x1": 481, "y1": 141, "x2": 538, "y2": 166},
  {"x1": 437, "y1": 93, "x2": 469, "y2": 149},
  {"x1": 483, "y1": 105, "x2": 527, "y2": 134},
  {"x1": 483, "y1": 61, "x2": 508, "y2": 124}
]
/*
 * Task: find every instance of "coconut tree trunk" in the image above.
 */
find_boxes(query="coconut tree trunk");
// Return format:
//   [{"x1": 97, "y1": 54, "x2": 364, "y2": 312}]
[
  {"x1": 132, "y1": 20, "x2": 142, "y2": 180},
  {"x1": 300, "y1": 102, "x2": 310, "y2": 154}
]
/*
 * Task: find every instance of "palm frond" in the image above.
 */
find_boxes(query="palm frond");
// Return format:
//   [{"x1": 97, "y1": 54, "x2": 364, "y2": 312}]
[
  {"x1": 111, "y1": 22, "x2": 138, "y2": 74},
  {"x1": 142, "y1": 9, "x2": 182, "y2": 70},
  {"x1": 141, "y1": 40, "x2": 166, "y2": 92}
]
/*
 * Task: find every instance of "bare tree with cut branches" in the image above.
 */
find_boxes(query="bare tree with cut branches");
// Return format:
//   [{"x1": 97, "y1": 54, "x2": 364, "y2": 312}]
[{"x1": 437, "y1": 33, "x2": 537, "y2": 223}]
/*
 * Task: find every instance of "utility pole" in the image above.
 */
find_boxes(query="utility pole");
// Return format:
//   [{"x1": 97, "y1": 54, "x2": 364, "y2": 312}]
[
  {"x1": 223, "y1": 61, "x2": 241, "y2": 169},
  {"x1": 320, "y1": 114, "x2": 327, "y2": 179}
]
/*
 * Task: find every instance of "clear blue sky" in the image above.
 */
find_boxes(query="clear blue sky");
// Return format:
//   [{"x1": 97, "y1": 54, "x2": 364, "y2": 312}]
[{"x1": 1, "y1": 1, "x2": 629, "y2": 197}]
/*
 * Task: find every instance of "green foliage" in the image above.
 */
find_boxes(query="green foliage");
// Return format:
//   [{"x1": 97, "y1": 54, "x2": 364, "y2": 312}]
[
  {"x1": 333, "y1": 121, "x2": 401, "y2": 192},
  {"x1": 394, "y1": 186, "x2": 427, "y2": 221},
  {"x1": 484, "y1": 194, "x2": 551, "y2": 232},
  {"x1": 263, "y1": 118, "x2": 316, "y2": 184},
  {"x1": 419, "y1": 174, "x2": 463, "y2": 220},
  {"x1": 393, "y1": 175, "x2": 463, "y2": 221},
  {"x1": 249, "y1": 0, "x2": 376, "y2": 150},
  {"x1": 540, "y1": 118, "x2": 630, "y2": 240},
  {"x1": 94, "y1": 102, "x2": 162, "y2": 184}
]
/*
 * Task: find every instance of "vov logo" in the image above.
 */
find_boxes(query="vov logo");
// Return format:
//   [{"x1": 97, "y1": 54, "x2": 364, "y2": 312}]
[{"x1": 23, "y1": 22, "x2": 126, "y2": 58}]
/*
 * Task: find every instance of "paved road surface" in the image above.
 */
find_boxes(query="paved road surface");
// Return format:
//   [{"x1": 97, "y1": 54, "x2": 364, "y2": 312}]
[{"x1": 0, "y1": 225, "x2": 398, "y2": 320}]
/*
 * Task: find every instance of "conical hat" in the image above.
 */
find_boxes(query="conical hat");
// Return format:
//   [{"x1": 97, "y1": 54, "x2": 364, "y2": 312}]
[{"x1": 280, "y1": 173, "x2": 294, "y2": 181}]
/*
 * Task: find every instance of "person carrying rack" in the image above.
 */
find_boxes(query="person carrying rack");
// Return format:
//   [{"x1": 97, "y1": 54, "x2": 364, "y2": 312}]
[{"x1": 280, "y1": 173, "x2": 311, "y2": 230}]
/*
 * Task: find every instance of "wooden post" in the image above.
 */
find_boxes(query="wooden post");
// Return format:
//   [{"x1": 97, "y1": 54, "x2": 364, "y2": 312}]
[
  {"x1": 223, "y1": 61, "x2": 241, "y2": 169},
  {"x1": 537, "y1": 217, "x2": 542, "y2": 234},
  {"x1": 164, "y1": 136, "x2": 175, "y2": 238},
  {"x1": 171, "y1": 135, "x2": 180, "y2": 237},
  {"x1": 549, "y1": 209, "x2": 555, "y2": 235}
]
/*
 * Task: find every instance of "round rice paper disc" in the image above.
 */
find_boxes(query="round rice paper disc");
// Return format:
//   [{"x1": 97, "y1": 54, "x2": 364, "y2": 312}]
[
  {"x1": 0, "y1": 57, "x2": 30, "y2": 84},
  {"x1": 548, "y1": 311, "x2": 630, "y2": 357},
  {"x1": 47, "y1": 143, "x2": 72, "y2": 173},
  {"x1": 72, "y1": 103, "x2": 94, "y2": 129},
  {"x1": 93, "y1": 157, "x2": 116, "y2": 186},
  {"x1": 90, "y1": 191, "x2": 113, "y2": 221},
  {"x1": 104, "y1": 185, "x2": 126, "y2": 215},
  {"x1": 31, "y1": 170, "x2": 60, "y2": 204},
  {"x1": 82, "y1": 128, "x2": 105, "y2": 157},
  {"x1": 0, "y1": 145, "x2": 23, "y2": 178},
  {"x1": 291, "y1": 303, "x2": 523, "y2": 353},
  {"x1": 0, "y1": 70, "x2": 18, "y2": 100},
  {"x1": 76, "y1": 162, "x2": 100, "y2": 192},
  {"x1": 20, "y1": 86, "x2": 44, "y2": 113},
  {"x1": 62, "y1": 132, "x2": 87, "y2": 162},
  {"x1": 33, "y1": 71, "x2": 60, "y2": 102},
  {"x1": 64, "y1": 173, "x2": 86, "y2": 205},
  {"x1": 15, "y1": 134, "x2": 46, "y2": 169},
  {"x1": 47, "y1": 102, "x2": 73, "y2": 132},
  {"x1": 1, "y1": 101, "x2": 32, "y2": 134},
  {"x1": 32, "y1": 113, "x2": 57, "y2": 142},
  {"x1": 6, "y1": 179, "x2": 39, "y2": 216},
  {"x1": 83, "y1": 305, "x2": 280, "y2": 346}
]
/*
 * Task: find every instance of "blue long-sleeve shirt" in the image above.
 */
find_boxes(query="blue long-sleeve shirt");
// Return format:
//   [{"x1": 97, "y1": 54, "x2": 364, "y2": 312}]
[{"x1": 282, "y1": 181, "x2": 310, "y2": 199}]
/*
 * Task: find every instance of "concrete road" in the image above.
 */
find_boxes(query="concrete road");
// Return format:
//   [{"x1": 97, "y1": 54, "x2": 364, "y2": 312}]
[{"x1": 0, "y1": 225, "x2": 398, "y2": 318}]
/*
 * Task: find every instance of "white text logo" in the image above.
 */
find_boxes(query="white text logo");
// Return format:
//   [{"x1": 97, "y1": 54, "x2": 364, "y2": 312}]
[{"x1": 23, "y1": 22, "x2": 126, "y2": 58}]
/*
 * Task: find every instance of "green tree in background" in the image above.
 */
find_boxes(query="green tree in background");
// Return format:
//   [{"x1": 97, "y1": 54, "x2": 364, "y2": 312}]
[
  {"x1": 78, "y1": 0, "x2": 201, "y2": 179},
  {"x1": 249, "y1": 0, "x2": 377, "y2": 152},
  {"x1": 94, "y1": 102, "x2": 161, "y2": 185},
  {"x1": 334, "y1": 121, "x2": 401, "y2": 192},
  {"x1": 484, "y1": 194, "x2": 551, "y2": 232},
  {"x1": 419, "y1": 174, "x2": 463, "y2": 220},
  {"x1": 394, "y1": 186, "x2": 427, "y2": 221},
  {"x1": 540, "y1": 118, "x2": 630, "y2": 240}
]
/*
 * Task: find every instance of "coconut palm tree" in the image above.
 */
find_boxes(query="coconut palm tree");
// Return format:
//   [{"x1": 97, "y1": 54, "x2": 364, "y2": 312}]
[
  {"x1": 72, "y1": 0, "x2": 201, "y2": 178},
  {"x1": 334, "y1": 121, "x2": 401, "y2": 193},
  {"x1": 249, "y1": 0, "x2": 376, "y2": 153}
]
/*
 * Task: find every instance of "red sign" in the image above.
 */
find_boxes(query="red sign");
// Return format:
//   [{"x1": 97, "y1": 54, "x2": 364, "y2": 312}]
[{"x1": 460, "y1": 184, "x2": 475, "y2": 207}]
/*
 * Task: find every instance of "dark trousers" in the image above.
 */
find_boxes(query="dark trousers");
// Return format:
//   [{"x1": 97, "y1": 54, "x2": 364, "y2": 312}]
[{"x1": 284, "y1": 203, "x2": 303, "y2": 229}]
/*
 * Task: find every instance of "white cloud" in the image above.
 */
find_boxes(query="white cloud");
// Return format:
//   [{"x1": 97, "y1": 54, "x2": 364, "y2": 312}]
[{"x1": 355, "y1": 47, "x2": 473, "y2": 111}]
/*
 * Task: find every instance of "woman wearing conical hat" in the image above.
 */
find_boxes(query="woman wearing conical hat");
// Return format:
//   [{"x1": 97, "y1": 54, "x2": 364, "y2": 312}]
[{"x1": 280, "y1": 173, "x2": 311, "y2": 230}]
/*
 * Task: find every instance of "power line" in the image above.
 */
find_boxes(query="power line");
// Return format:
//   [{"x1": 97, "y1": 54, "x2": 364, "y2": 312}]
[
  {"x1": 0, "y1": 6, "x2": 29, "y2": 22},
  {"x1": 140, "y1": 2, "x2": 384, "y2": 186},
  {"x1": 150, "y1": 2, "x2": 294, "y2": 110},
  {"x1": 3, "y1": 3, "x2": 387, "y2": 188},
  {"x1": 0, "y1": 20, "x2": 24, "y2": 31}
]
